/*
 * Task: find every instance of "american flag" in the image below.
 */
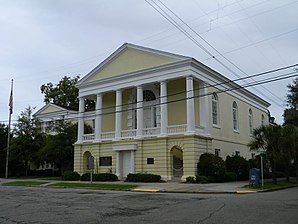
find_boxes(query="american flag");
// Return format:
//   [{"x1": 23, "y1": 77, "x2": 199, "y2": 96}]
[{"x1": 9, "y1": 82, "x2": 13, "y2": 114}]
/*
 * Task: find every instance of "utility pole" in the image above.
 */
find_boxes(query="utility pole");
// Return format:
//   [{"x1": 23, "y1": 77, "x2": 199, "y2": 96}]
[{"x1": 5, "y1": 79, "x2": 13, "y2": 178}]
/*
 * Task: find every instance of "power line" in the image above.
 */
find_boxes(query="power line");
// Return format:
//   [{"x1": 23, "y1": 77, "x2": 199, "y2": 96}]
[
  {"x1": 146, "y1": 0, "x2": 287, "y2": 108},
  {"x1": 20, "y1": 70, "x2": 298, "y2": 122},
  {"x1": 1, "y1": 63, "x2": 297, "y2": 123}
]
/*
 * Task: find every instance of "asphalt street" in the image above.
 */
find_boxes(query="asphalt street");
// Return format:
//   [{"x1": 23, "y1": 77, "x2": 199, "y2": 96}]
[{"x1": 0, "y1": 186, "x2": 297, "y2": 224}]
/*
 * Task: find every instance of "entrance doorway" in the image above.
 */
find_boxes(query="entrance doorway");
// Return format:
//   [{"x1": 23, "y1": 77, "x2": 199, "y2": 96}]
[{"x1": 171, "y1": 146, "x2": 183, "y2": 180}]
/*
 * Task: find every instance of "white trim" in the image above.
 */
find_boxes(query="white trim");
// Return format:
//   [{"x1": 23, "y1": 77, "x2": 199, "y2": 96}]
[{"x1": 113, "y1": 144, "x2": 137, "y2": 151}]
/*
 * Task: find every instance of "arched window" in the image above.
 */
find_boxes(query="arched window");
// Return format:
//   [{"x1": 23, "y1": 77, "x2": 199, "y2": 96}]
[
  {"x1": 212, "y1": 93, "x2": 219, "y2": 125},
  {"x1": 143, "y1": 90, "x2": 156, "y2": 102},
  {"x1": 232, "y1": 101, "x2": 238, "y2": 131},
  {"x1": 249, "y1": 109, "x2": 253, "y2": 134},
  {"x1": 261, "y1": 114, "x2": 265, "y2": 126}
]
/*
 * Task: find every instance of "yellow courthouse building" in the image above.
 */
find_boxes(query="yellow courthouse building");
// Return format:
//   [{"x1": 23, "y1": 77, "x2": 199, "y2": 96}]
[{"x1": 73, "y1": 43, "x2": 270, "y2": 181}]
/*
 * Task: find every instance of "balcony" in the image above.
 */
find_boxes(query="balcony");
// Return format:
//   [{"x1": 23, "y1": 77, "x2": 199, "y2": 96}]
[{"x1": 81, "y1": 124, "x2": 207, "y2": 143}]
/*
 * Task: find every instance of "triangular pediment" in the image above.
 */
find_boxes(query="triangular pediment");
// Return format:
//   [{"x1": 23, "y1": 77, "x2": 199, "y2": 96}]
[
  {"x1": 34, "y1": 103, "x2": 73, "y2": 116},
  {"x1": 79, "y1": 43, "x2": 189, "y2": 84}
]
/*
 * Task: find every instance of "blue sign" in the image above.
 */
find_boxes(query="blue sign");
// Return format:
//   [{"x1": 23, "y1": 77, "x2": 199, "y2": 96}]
[{"x1": 249, "y1": 168, "x2": 260, "y2": 184}]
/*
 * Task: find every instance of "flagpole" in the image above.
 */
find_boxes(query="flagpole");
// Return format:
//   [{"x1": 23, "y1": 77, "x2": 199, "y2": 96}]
[{"x1": 5, "y1": 79, "x2": 13, "y2": 178}]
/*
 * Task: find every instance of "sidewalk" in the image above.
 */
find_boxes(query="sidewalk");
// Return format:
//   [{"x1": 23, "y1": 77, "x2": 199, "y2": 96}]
[{"x1": 0, "y1": 178, "x2": 252, "y2": 194}]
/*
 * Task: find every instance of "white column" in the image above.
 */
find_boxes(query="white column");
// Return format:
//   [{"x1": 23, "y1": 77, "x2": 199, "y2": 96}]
[
  {"x1": 130, "y1": 150, "x2": 135, "y2": 174},
  {"x1": 160, "y1": 81, "x2": 168, "y2": 136},
  {"x1": 199, "y1": 81, "x2": 210, "y2": 134},
  {"x1": 95, "y1": 93, "x2": 102, "y2": 141},
  {"x1": 186, "y1": 76, "x2": 195, "y2": 133},
  {"x1": 77, "y1": 97, "x2": 85, "y2": 142},
  {"x1": 136, "y1": 86, "x2": 143, "y2": 137},
  {"x1": 115, "y1": 90, "x2": 122, "y2": 139},
  {"x1": 116, "y1": 151, "x2": 120, "y2": 178}
]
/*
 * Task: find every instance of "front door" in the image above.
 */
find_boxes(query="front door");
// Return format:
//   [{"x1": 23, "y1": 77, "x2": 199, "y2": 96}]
[{"x1": 122, "y1": 151, "x2": 131, "y2": 178}]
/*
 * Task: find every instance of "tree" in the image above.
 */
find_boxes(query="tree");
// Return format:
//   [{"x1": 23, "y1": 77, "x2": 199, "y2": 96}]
[
  {"x1": 284, "y1": 77, "x2": 298, "y2": 126},
  {"x1": 40, "y1": 75, "x2": 94, "y2": 111},
  {"x1": 225, "y1": 155, "x2": 249, "y2": 180},
  {"x1": 248, "y1": 125, "x2": 282, "y2": 184},
  {"x1": 10, "y1": 106, "x2": 45, "y2": 176},
  {"x1": 0, "y1": 123, "x2": 8, "y2": 177},
  {"x1": 197, "y1": 153, "x2": 226, "y2": 182},
  {"x1": 280, "y1": 125, "x2": 298, "y2": 182},
  {"x1": 39, "y1": 120, "x2": 77, "y2": 176}
]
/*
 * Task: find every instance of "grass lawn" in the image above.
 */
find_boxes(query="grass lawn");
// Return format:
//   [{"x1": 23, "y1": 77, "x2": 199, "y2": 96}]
[
  {"x1": 2, "y1": 181, "x2": 48, "y2": 186},
  {"x1": 39, "y1": 177, "x2": 62, "y2": 181},
  {"x1": 50, "y1": 182, "x2": 137, "y2": 191},
  {"x1": 246, "y1": 180, "x2": 298, "y2": 191}
]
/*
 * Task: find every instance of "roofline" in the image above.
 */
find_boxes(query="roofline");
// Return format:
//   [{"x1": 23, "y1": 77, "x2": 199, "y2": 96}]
[{"x1": 76, "y1": 43, "x2": 190, "y2": 86}]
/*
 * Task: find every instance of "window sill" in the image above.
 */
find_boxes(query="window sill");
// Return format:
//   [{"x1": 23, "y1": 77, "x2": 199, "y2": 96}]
[
  {"x1": 233, "y1": 129, "x2": 240, "y2": 134},
  {"x1": 212, "y1": 124, "x2": 221, "y2": 129}
]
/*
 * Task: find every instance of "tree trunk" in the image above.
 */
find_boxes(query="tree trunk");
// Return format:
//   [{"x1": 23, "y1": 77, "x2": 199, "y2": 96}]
[{"x1": 25, "y1": 160, "x2": 28, "y2": 177}]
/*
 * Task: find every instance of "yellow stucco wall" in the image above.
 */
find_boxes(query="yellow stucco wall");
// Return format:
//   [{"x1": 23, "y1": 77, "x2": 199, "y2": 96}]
[
  {"x1": 102, "y1": 92, "x2": 116, "y2": 132},
  {"x1": 167, "y1": 78, "x2": 187, "y2": 125},
  {"x1": 86, "y1": 48, "x2": 178, "y2": 82},
  {"x1": 39, "y1": 105, "x2": 63, "y2": 114},
  {"x1": 208, "y1": 86, "x2": 269, "y2": 159},
  {"x1": 74, "y1": 135, "x2": 212, "y2": 180}
]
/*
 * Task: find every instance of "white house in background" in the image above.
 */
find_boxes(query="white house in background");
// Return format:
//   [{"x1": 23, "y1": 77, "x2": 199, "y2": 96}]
[
  {"x1": 33, "y1": 103, "x2": 78, "y2": 172},
  {"x1": 33, "y1": 103, "x2": 78, "y2": 134}
]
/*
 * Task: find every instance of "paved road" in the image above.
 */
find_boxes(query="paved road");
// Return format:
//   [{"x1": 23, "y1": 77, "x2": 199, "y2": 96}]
[{"x1": 0, "y1": 186, "x2": 297, "y2": 224}]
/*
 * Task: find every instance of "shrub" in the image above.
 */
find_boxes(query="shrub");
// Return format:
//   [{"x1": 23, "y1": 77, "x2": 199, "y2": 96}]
[
  {"x1": 224, "y1": 172, "x2": 237, "y2": 182},
  {"x1": 81, "y1": 173, "x2": 119, "y2": 181},
  {"x1": 197, "y1": 153, "x2": 226, "y2": 182},
  {"x1": 196, "y1": 175, "x2": 208, "y2": 184},
  {"x1": 225, "y1": 155, "x2": 249, "y2": 180},
  {"x1": 125, "y1": 173, "x2": 161, "y2": 182},
  {"x1": 186, "y1": 176, "x2": 196, "y2": 183},
  {"x1": 62, "y1": 171, "x2": 80, "y2": 181}
]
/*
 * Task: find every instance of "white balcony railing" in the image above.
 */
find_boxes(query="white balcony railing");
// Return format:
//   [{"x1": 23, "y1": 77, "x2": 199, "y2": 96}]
[
  {"x1": 121, "y1": 129, "x2": 137, "y2": 138},
  {"x1": 80, "y1": 124, "x2": 206, "y2": 142},
  {"x1": 82, "y1": 133, "x2": 95, "y2": 141},
  {"x1": 143, "y1": 127, "x2": 160, "y2": 136},
  {"x1": 101, "y1": 131, "x2": 115, "y2": 140},
  {"x1": 167, "y1": 124, "x2": 187, "y2": 134}
]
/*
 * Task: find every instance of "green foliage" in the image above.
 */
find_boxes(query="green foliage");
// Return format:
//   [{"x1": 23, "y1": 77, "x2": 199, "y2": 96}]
[
  {"x1": 62, "y1": 171, "x2": 80, "y2": 181},
  {"x1": 80, "y1": 173, "x2": 119, "y2": 181},
  {"x1": 40, "y1": 75, "x2": 94, "y2": 111},
  {"x1": 39, "y1": 121, "x2": 77, "y2": 175},
  {"x1": 185, "y1": 176, "x2": 196, "y2": 183},
  {"x1": 248, "y1": 125, "x2": 283, "y2": 184},
  {"x1": 40, "y1": 76, "x2": 80, "y2": 111},
  {"x1": 196, "y1": 175, "x2": 209, "y2": 184},
  {"x1": 197, "y1": 153, "x2": 226, "y2": 178},
  {"x1": 224, "y1": 172, "x2": 237, "y2": 182},
  {"x1": 283, "y1": 108, "x2": 298, "y2": 126},
  {"x1": 10, "y1": 106, "x2": 45, "y2": 176},
  {"x1": 125, "y1": 173, "x2": 161, "y2": 182},
  {"x1": 286, "y1": 77, "x2": 298, "y2": 109},
  {"x1": 225, "y1": 155, "x2": 249, "y2": 180},
  {"x1": 0, "y1": 123, "x2": 8, "y2": 177}
]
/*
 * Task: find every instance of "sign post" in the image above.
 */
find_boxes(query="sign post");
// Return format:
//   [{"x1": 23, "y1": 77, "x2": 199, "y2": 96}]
[
  {"x1": 256, "y1": 149, "x2": 265, "y2": 188},
  {"x1": 88, "y1": 156, "x2": 94, "y2": 184}
]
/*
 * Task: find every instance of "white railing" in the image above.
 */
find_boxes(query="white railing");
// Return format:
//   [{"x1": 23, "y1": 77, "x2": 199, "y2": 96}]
[
  {"x1": 101, "y1": 131, "x2": 115, "y2": 140},
  {"x1": 81, "y1": 124, "x2": 200, "y2": 142},
  {"x1": 82, "y1": 133, "x2": 95, "y2": 141},
  {"x1": 121, "y1": 129, "x2": 137, "y2": 138},
  {"x1": 143, "y1": 127, "x2": 160, "y2": 136},
  {"x1": 167, "y1": 124, "x2": 187, "y2": 134}
]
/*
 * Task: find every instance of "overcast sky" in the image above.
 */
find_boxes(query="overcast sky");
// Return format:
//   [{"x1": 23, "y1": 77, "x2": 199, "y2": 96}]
[{"x1": 0, "y1": 0, "x2": 297, "y2": 125}]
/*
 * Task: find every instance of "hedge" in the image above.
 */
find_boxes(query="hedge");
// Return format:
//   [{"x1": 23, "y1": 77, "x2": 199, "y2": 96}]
[
  {"x1": 80, "y1": 173, "x2": 119, "y2": 181},
  {"x1": 62, "y1": 171, "x2": 80, "y2": 181},
  {"x1": 125, "y1": 173, "x2": 161, "y2": 182}
]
